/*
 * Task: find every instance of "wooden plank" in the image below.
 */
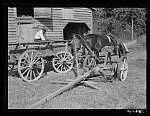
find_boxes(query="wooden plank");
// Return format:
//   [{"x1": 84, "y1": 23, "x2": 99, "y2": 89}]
[
  {"x1": 52, "y1": 10, "x2": 63, "y2": 13},
  {"x1": 8, "y1": 25, "x2": 16, "y2": 31},
  {"x1": 50, "y1": 81, "x2": 69, "y2": 84},
  {"x1": 8, "y1": 28, "x2": 16, "y2": 31},
  {"x1": 8, "y1": 14, "x2": 15, "y2": 17},
  {"x1": 8, "y1": 19, "x2": 16, "y2": 22},
  {"x1": 52, "y1": 8, "x2": 64, "y2": 10},
  {"x1": 8, "y1": 39, "x2": 17, "y2": 43},
  {"x1": 62, "y1": 8, "x2": 73, "y2": 19},
  {"x1": 73, "y1": 12, "x2": 92, "y2": 15},
  {"x1": 26, "y1": 70, "x2": 91, "y2": 109},
  {"x1": 46, "y1": 36, "x2": 63, "y2": 39},
  {"x1": 73, "y1": 15, "x2": 92, "y2": 19},
  {"x1": 46, "y1": 32, "x2": 63, "y2": 35},
  {"x1": 73, "y1": 10, "x2": 92, "y2": 13},
  {"x1": 34, "y1": 8, "x2": 52, "y2": 18},
  {"x1": 52, "y1": 15, "x2": 63, "y2": 19}
]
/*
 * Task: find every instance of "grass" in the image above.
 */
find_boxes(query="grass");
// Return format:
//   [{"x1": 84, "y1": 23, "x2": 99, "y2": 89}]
[{"x1": 8, "y1": 37, "x2": 146, "y2": 109}]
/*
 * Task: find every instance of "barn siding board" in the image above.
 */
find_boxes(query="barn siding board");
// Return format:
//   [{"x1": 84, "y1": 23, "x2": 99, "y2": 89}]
[
  {"x1": 52, "y1": 8, "x2": 63, "y2": 19},
  {"x1": 34, "y1": 8, "x2": 52, "y2": 18},
  {"x1": 8, "y1": 7, "x2": 17, "y2": 43},
  {"x1": 52, "y1": 8, "x2": 64, "y2": 10}
]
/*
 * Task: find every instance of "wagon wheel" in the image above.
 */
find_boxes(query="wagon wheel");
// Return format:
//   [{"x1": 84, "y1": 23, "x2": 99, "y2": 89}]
[
  {"x1": 117, "y1": 57, "x2": 128, "y2": 81},
  {"x1": 83, "y1": 55, "x2": 96, "y2": 73},
  {"x1": 18, "y1": 50, "x2": 44, "y2": 82},
  {"x1": 52, "y1": 51, "x2": 74, "y2": 73}
]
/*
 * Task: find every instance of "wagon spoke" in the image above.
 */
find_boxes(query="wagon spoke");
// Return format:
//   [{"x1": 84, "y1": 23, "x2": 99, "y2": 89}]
[
  {"x1": 20, "y1": 65, "x2": 29, "y2": 70},
  {"x1": 61, "y1": 53, "x2": 64, "y2": 58},
  {"x1": 35, "y1": 61, "x2": 42, "y2": 65},
  {"x1": 33, "y1": 52, "x2": 38, "y2": 63},
  {"x1": 30, "y1": 51, "x2": 34, "y2": 62},
  {"x1": 64, "y1": 52, "x2": 69, "y2": 59},
  {"x1": 66, "y1": 61, "x2": 73, "y2": 65},
  {"x1": 65, "y1": 64, "x2": 70, "y2": 69},
  {"x1": 54, "y1": 61, "x2": 61, "y2": 66},
  {"x1": 57, "y1": 54, "x2": 61, "y2": 59},
  {"x1": 60, "y1": 65, "x2": 63, "y2": 71},
  {"x1": 32, "y1": 71, "x2": 36, "y2": 79},
  {"x1": 25, "y1": 69, "x2": 30, "y2": 80},
  {"x1": 30, "y1": 70, "x2": 32, "y2": 80},
  {"x1": 34, "y1": 56, "x2": 41, "y2": 64},
  {"x1": 37, "y1": 65, "x2": 42, "y2": 69},
  {"x1": 63, "y1": 65, "x2": 67, "y2": 71},
  {"x1": 54, "y1": 57, "x2": 60, "y2": 61},
  {"x1": 65, "y1": 63, "x2": 72, "y2": 69},
  {"x1": 56, "y1": 63, "x2": 62, "y2": 70},
  {"x1": 21, "y1": 61, "x2": 29, "y2": 65},
  {"x1": 25, "y1": 53, "x2": 30, "y2": 63},
  {"x1": 59, "y1": 53, "x2": 63, "y2": 59},
  {"x1": 22, "y1": 67, "x2": 30, "y2": 75},
  {"x1": 36, "y1": 69, "x2": 40, "y2": 75},
  {"x1": 65, "y1": 57, "x2": 72, "y2": 61},
  {"x1": 65, "y1": 55, "x2": 72, "y2": 60}
]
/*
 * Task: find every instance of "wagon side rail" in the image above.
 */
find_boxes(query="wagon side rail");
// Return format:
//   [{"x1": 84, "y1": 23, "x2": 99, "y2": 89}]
[
  {"x1": 8, "y1": 40, "x2": 72, "y2": 55},
  {"x1": 8, "y1": 40, "x2": 72, "y2": 46}
]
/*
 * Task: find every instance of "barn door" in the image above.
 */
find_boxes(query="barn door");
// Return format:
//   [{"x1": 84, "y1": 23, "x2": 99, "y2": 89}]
[{"x1": 18, "y1": 23, "x2": 37, "y2": 43}]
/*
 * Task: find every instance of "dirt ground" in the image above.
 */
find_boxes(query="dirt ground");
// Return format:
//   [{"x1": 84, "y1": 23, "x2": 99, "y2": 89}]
[{"x1": 8, "y1": 41, "x2": 146, "y2": 109}]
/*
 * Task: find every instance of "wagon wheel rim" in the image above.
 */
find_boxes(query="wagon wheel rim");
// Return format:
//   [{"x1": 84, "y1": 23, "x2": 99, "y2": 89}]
[
  {"x1": 84, "y1": 55, "x2": 96, "y2": 67},
  {"x1": 120, "y1": 58, "x2": 128, "y2": 81},
  {"x1": 18, "y1": 50, "x2": 44, "y2": 82},
  {"x1": 52, "y1": 51, "x2": 73, "y2": 73}
]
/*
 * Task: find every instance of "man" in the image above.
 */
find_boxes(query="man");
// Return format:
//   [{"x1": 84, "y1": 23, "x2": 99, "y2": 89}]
[{"x1": 34, "y1": 26, "x2": 48, "y2": 42}]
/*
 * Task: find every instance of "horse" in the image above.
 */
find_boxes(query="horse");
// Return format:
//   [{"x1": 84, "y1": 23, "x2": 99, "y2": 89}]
[{"x1": 70, "y1": 33, "x2": 128, "y2": 58}]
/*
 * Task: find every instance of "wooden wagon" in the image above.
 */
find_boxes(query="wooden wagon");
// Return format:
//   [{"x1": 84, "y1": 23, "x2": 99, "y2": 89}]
[{"x1": 8, "y1": 40, "x2": 75, "y2": 82}]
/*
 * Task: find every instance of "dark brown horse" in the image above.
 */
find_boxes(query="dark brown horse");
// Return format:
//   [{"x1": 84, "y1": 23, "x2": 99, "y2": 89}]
[{"x1": 71, "y1": 33, "x2": 128, "y2": 58}]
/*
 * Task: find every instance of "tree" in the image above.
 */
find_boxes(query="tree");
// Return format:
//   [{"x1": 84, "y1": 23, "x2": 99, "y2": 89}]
[{"x1": 93, "y1": 8, "x2": 146, "y2": 39}]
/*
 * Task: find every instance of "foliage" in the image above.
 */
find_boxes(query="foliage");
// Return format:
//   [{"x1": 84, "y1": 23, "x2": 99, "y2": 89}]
[{"x1": 92, "y1": 8, "x2": 147, "y2": 40}]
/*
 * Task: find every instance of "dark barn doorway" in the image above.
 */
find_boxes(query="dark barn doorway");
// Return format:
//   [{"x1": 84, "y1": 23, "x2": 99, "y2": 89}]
[{"x1": 63, "y1": 22, "x2": 90, "y2": 40}]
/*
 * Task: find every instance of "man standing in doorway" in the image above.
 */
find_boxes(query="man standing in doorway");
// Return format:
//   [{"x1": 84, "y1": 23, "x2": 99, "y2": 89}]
[{"x1": 34, "y1": 26, "x2": 48, "y2": 42}]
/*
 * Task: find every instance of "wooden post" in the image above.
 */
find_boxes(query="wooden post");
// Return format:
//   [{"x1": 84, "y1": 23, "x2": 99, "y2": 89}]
[
  {"x1": 74, "y1": 38, "x2": 79, "y2": 77},
  {"x1": 26, "y1": 70, "x2": 92, "y2": 109},
  {"x1": 65, "y1": 42, "x2": 68, "y2": 52},
  {"x1": 132, "y1": 19, "x2": 134, "y2": 41}
]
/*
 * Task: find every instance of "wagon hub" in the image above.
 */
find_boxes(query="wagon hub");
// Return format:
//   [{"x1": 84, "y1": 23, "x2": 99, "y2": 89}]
[
  {"x1": 60, "y1": 58, "x2": 66, "y2": 64},
  {"x1": 29, "y1": 62, "x2": 34, "y2": 69},
  {"x1": 32, "y1": 63, "x2": 38, "y2": 70}
]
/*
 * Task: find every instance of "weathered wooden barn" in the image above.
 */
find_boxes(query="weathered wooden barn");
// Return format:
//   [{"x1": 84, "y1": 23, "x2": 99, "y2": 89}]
[{"x1": 8, "y1": 7, "x2": 93, "y2": 44}]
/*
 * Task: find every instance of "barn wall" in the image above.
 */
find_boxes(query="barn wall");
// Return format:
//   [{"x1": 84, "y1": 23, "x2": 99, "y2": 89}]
[
  {"x1": 43, "y1": 7, "x2": 93, "y2": 41},
  {"x1": 8, "y1": 7, "x2": 93, "y2": 42},
  {"x1": 8, "y1": 7, "x2": 17, "y2": 44}
]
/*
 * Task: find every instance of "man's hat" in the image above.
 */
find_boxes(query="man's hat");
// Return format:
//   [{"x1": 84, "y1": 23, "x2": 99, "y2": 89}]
[{"x1": 42, "y1": 26, "x2": 48, "y2": 31}]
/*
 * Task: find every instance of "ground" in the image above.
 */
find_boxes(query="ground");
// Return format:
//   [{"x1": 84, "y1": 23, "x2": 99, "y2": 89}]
[{"x1": 8, "y1": 37, "x2": 146, "y2": 109}]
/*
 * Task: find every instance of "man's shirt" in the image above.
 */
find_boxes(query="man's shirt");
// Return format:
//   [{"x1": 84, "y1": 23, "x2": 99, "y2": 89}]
[{"x1": 35, "y1": 30, "x2": 46, "y2": 40}]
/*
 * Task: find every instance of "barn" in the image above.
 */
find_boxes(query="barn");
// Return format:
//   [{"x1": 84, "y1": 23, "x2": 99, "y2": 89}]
[{"x1": 8, "y1": 7, "x2": 93, "y2": 44}]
